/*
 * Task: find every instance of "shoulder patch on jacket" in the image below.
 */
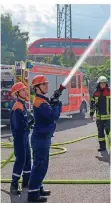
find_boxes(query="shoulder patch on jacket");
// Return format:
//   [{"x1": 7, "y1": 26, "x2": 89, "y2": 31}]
[
  {"x1": 93, "y1": 90, "x2": 100, "y2": 97},
  {"x1": 103, "y1": 88, "x2": 110, "y2": 96},
  {"x1": 33, "y1": 96, "x2": 48, "y2": 108},
  {"x1": 12, "y1": 101, "x2": 23, "y2": 111}
]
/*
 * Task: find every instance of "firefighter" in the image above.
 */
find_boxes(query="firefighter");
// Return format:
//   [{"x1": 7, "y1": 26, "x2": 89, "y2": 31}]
[
  {"x1": 90, "y1": 76, "x2": 110, "y2": 151},
  {"x1": 28, "y1": 75, "x2": 62, "y2": 202},
  {"x1": 10, "y1": 82, "x2": 31, "y2": 195}
]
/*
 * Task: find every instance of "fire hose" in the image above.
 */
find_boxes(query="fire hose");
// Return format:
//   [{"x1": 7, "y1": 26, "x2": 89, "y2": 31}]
[
  {"x1": 1, "y1": 84, "x2": 110, "y2": 184},
  {"x1": 1, "y1": 134, "x2": 110, "y2": 184}
]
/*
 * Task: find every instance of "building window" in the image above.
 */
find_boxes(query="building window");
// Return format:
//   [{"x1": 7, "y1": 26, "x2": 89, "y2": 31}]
[
  {"x1": 71, "y1": 76, "x2": 76, "y2": 88},
  {"x1": 60, "y1": 41, "x2": 90, "y2": 48},
  {"x1": 34, "y1": 41, "x2": 60, "y2": 48},
  {"x1": 78, "y1": 75, "x2": 81, "y2": 88},
  {"x1": 107, "y1": 43, "x2": 110, "y2": 54},
  {"x1": 95, "y1": 42, "x2": 103, "y2": 54},
  {"x1": 72, "y1": 42, "x2": 90, "y2": 48},
  {"x1": 48, "y1": 41, "x2": 60, "y2": 47},
  {"x1": 34, "y1": 41, "x2": 91, "y2": 48},
  {"x1": 28, "y1": 55, "x2": 34, "y2": 60}
]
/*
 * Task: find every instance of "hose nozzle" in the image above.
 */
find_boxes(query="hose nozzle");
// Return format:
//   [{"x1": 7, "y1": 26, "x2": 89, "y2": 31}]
[
  {"x1": 59, "y1": 84, "x2": 66, "y2": 93},
  {"x1": 50, "y1": 84, "x2": 66, "y2": 103}
]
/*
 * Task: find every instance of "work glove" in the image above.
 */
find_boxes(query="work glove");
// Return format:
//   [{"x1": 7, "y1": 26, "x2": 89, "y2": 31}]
[
  {"x1": 50, "y1": 89, "x2": 62, "y2": 103},
  {"x1": 50, "y1": 99, "x2": 62, "y2": 107}
]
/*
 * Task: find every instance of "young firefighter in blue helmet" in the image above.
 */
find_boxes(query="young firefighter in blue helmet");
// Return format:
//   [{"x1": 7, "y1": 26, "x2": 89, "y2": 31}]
[
  {"x1": 10, "y1": 82, "x2": 31, "y2": 195},
  {"x1": 27, "y1": 75, "x2": 62, "y2": 202},
  {"x1": 90, "y1": 76, "x2": 110, "y2": 151}
]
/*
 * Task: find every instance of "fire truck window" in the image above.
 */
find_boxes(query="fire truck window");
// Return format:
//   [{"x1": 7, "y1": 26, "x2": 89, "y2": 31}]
[
  {"x1": 1, "y1": 80, "x2": 14, "y2": 88},
  {"x1": 78, "y1": 75, "x2": 81, "y2": 88},
  {"x1": 71, "y1": 76, "x2": 76, "y2": 88}
]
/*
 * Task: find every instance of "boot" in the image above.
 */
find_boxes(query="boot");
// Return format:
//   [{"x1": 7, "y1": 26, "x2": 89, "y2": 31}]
[
  {"x1": 22, "y1": 173, "x2": 30, "y2": 188},
  {"x1": 98, "y1": 141, "x2": 106, "y2": 152},
  {"x1": 22, "y1": 181, "x2": 28, "y2": 188},
  {"x1": 10, "y1": 182, "x2": 21, "y2": 195},
  {"x1": 28, "y1": 196, "x2": 47, "y2": 202},
  {"x1": 98, "y1": 148, "x2": 106, "y2": 152},
  {"x1": 40, "y1": 186, "x2": 51, "y2": 196}
]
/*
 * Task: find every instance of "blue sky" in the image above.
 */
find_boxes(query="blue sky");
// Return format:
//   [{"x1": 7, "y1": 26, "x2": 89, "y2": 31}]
[{"x1": 1, "y1": 4, "x2": 110, "y2": 44}]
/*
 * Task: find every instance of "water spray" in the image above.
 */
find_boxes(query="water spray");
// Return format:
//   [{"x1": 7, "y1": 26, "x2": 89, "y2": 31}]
[
  {"x1": 62, "y1": 18, "x2": 110, "y2": 87},
  {"x1": 51, "y1": 18, "x2": 110, "y2": 102}
]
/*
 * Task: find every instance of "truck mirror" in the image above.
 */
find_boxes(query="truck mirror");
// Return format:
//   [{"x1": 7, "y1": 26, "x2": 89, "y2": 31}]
[{"x1": 86, "y1": 78, "x2": 89, "y2": 88}]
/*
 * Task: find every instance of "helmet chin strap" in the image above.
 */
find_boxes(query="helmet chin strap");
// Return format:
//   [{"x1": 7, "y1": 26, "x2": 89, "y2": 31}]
[
  {"x1": 16, "y1": 92, "x2": 26, "y2": 100},
  {"x1": 38, "y1": 85, "x2": 46, "y2": 95},
  {"x1": 34, "y1": 85, "x2": 46, "y2": 95}
]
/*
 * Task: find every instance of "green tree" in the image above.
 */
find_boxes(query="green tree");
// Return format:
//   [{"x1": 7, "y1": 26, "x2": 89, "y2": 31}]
[
  {"x1": 82, "y1": 59, "x2": 110, "y2": 80},
  {"x1": 1, "y1": 13, "x2": 29, "y2": 64},
  {"x1": 1, "y1": 45, "x2": 15, "y2": 64},
  {"x1": 59, "y1": 51, "x2": 77, "y2": 67},
  {"x1": 81, "y1": 59, "x2": 110, "y2": 96},
  {"x1": 43, "y1": 56, "x2": 53, "y2": 64},
  {"x1": 51, "y1": 55, "x2": 61, "y2": 65},
  {"x1": 43, "y1": 51, "x2": 77, "y2": 67}
]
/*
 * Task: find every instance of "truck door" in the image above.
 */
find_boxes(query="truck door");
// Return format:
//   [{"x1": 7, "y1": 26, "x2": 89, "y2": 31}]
[
  {"x1": 69, "y1": 75, "x2": 79, "y2": 111},
  {"x1": 82, "y1": 75, "x2": 89, "y2": 102}
]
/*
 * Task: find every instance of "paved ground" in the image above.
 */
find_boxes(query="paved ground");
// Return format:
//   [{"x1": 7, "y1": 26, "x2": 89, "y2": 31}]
[{"x1": 1, "y1": 118, "x2": 110, "y2": 203}]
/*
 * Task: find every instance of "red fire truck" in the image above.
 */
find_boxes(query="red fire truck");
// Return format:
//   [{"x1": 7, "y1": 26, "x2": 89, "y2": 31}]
[
  {"x1": 1, "y1": 62, "x2": 29, "y2": 125},
  {"x1": 1, "y1": 64, "x2": 15, "y2": 124},
  {"x1": 23, "y1": 63, "x2": 90, "y2": 118}
]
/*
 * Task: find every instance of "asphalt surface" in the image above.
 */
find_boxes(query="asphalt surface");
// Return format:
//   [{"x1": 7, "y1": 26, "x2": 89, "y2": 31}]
[{"x1": 1, "y1": 118, "x2": 110, "y2": 203}]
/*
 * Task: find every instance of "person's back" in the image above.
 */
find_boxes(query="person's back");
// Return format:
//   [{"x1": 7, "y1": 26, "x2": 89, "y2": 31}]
[
  {"x1": 32, "y1": 93, "x2": 61, "y2": 137},
  {"x1": 28, "y1": 75, "x2": 62, "y2": 202}
]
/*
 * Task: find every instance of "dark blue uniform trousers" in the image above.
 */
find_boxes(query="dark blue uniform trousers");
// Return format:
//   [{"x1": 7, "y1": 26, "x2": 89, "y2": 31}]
[
  {"x1": 12, "y1": 132, "x2": 31, "y2": 184},
  {"x1": 96, "y1": 120, "x2": 110, "y2": 149},
  {"x1": 28, "y1": 136, "x2": 51, "y2": 197}
]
